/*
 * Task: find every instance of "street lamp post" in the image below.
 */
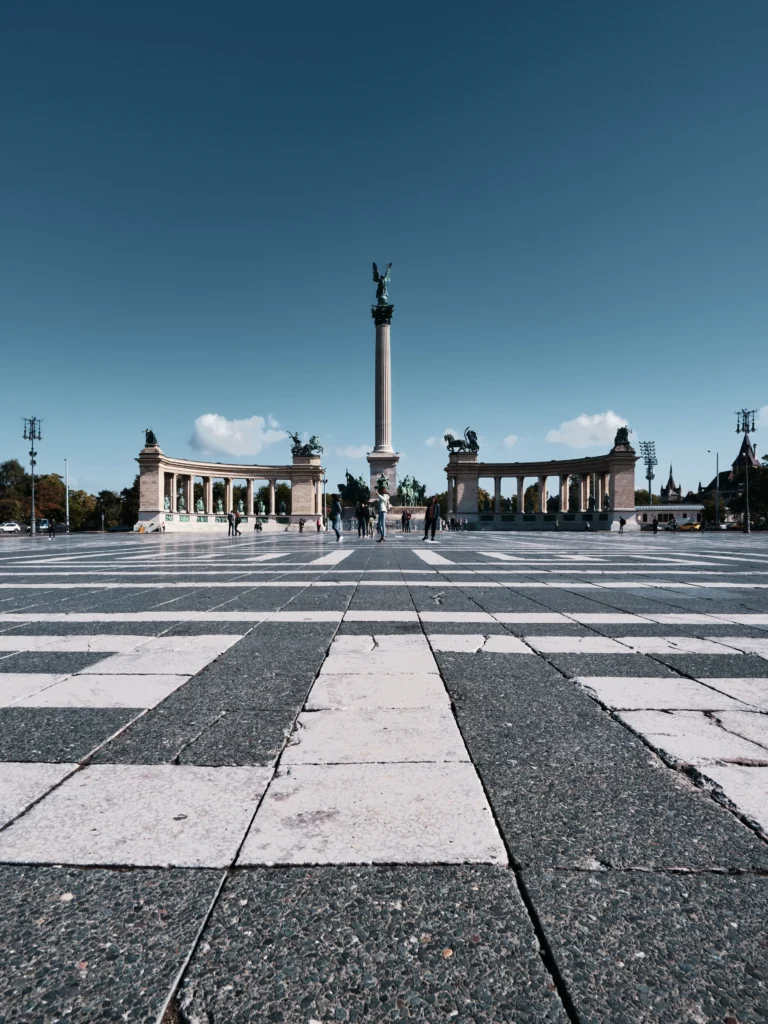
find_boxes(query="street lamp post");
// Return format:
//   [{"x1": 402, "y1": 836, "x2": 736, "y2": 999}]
[
  {"x1": 64, "y1": 459, "x2": 70, "y2": 532},
  {"x1": 735, "y1": 409, "x2": 757, "y2": 534},
  {"x1": 638, "y1": 441, "x2": 657, "y2": 506},
  {"x1": 23, "y1": 418, "x2": 42, "y2": 536},
  {"x1": 707, "y1": 450, "x2": 720, "y2": 527}
]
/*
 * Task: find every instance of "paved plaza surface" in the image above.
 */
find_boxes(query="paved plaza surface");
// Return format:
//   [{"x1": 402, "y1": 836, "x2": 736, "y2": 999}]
[{"x1": 0, "y1": 530, "x2": 767, "y2": 1023}]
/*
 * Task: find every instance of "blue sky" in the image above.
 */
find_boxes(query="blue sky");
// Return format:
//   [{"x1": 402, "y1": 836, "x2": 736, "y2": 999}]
[{"x1": 2, "y1": 1, "x2": 767, "y2": 499}]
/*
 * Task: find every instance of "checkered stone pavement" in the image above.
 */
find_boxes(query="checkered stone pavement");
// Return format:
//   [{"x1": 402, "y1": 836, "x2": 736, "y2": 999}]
[{"x1": 0, "y1": 529, "x2": 767, "y2": 1022}]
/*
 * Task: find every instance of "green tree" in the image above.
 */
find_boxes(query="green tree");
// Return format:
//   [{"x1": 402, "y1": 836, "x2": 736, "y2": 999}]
[
  {"x1": 524, "y1": 483, "x2": 539, "y2": 513},
  {"x1": 634, "y1": 489, "x2": 660, "y2": 505},
  {"x1": 68, "y1": 490, "x2": 97, "y2": 530},
  {"x1": 477, "y1": 487, "x2": 492, "y2": 512},
  {"x1": 120, "y1": 475, "x2": 140, "y2": 526},
  {"x1": 92, "y1": 490, "x2": 123, "y2": 529}
]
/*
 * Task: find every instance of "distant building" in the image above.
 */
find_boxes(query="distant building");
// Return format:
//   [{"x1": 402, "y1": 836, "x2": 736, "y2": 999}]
[
  {"x1": 702, "y1": 434, "x2": 759, "y2": 506},
  {"x1": 660, "y1": 464, "x2": 682, "y2": 504}
]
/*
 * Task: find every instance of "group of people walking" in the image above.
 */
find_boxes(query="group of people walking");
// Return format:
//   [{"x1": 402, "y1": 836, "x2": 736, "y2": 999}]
[{"x1": 326, "y1": 490, "x2": 445, "y2": 544}]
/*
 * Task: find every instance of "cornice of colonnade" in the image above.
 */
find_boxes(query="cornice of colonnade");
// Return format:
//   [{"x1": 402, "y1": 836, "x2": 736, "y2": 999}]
[
  {"x1": 443, "y1": 447, "x2": 638, "y2": 477},
  {"x1": 136, "y1": 446, "x2": 323, "y2": 479}
]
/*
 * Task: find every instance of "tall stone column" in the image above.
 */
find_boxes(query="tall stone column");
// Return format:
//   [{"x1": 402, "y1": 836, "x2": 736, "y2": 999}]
[
  {"x1": 225, "y1": 478, "x2": 233, "y2": 513},
  {"x1": 538, "y1": 476, "x2": 547, "y2": 513},
  {"x1": 269, "y1": 479, "x2": 276, "y2": 515},
  {"x1": 171, "y1": 473, "x2": 177, "y2": 511},
  {"x1": 493, "y1": 477, "x2": 502, "y2": 513},
  {"x1": 204, "y1": 477, "x2": 212, "y2": 514},
  {"x1": 517, "y1": 476, "x2": 525, "y2": 514},
  {"x1": 367, "y1": 300, "x2": 400, "y2": 495},
  {"x1": 246, "y1": 479, "x2": 254, "y2": 515}
]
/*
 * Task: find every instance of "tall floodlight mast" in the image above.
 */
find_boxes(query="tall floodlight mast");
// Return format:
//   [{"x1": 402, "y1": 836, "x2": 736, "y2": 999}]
[
  {"x1": 22, "y1": 418, "x2": 43, "y2": 536},
  {"x1": 638, "y1": 441, "x2": 657, "y2": 505}
]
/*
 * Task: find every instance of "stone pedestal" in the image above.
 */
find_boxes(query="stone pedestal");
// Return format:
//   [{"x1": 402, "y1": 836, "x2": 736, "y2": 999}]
[
  {"x1": 367, "y1": 451, "x2": 400, "y2": 497},
  {"x1": 291, "y1": 455, "x2": 324, "y2": 515},
  {"x1": 449, "y1": 451, "x2": 480, "y2": 515}
]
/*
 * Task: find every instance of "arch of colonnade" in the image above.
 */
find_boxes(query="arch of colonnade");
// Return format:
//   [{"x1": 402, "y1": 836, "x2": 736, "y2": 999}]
[
  {"x1": 444, "y1": 441, "x2": 637, "y2": 530},
  {"x1": 136, "y1": 444, "x2": 324, "y2": 531}
]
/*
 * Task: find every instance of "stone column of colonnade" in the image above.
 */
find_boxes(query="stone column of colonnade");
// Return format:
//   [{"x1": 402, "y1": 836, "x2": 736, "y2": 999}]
[
  {"x1": 559, "y1": 475, "x2": 569, "y2": 512},
  {"x1": 493, "y1": 477, "x2": 502, "y2": 513},
  {"x1": 204, "y1": 477, "x2": 213, "y2": 514},
  {"x1": 246, "y1": 480, "x2": 254, "y2": 515},
  {"x1": 538, "y1": 476, "x2": 547, "y2": 513},
  {"x1": 516, "y1": 476, "x2": 525, "y2": 514},
  {"x1": 224, "y1": 478, "x2": 233, "y2": 514},
  {"x1": 269, "y1": 480, "x2": 276, "y2": 516}
]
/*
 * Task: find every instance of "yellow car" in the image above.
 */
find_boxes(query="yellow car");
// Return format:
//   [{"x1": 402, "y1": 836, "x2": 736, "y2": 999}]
[{"x1": 678, "y1": 521, "x2": 702, "y2": 532}]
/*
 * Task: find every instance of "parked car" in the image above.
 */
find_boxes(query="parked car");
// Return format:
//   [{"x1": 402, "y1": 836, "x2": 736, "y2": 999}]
[
  {"x1": 25, "y1": 519, "x2": 68, "y2": 534},
  {"x1": 678, "y1": 521, "x2": 702, "y2": 532},
  {"x1": 0, "y1": 521, "x2": 21, "y2": 533}
]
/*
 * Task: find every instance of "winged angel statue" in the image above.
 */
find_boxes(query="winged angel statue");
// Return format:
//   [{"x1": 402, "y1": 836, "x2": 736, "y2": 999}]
[{"x1": 372, "y1": 262, "x2": 392, "y2": 304}]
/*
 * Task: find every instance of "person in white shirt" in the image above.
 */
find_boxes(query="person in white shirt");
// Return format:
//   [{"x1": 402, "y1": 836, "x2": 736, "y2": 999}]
[{"x1": 376, "y1": 486, "x2": 390, "y2": 543}]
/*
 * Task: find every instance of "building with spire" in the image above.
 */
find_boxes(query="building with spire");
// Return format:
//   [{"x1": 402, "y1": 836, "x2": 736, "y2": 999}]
[{"x1": 660, "y1": 464, "x2": 682, "y2": 503}]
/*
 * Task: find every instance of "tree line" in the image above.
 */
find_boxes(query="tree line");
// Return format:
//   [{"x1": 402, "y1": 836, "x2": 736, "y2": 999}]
[{"x1": 0, "y1": 460, "x2": 140, "y2": 530}]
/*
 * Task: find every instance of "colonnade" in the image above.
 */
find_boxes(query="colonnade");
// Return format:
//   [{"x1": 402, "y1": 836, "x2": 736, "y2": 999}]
[
  {"x1": 164, "y1": 473, "x2": 324, "y2": 516},
  {"x1": 446, "y1": 469, "x2": 613, "y2": 515}
]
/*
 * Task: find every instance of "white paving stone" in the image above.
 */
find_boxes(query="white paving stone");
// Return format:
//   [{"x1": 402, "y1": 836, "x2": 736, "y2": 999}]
[
  {"x1": 617, "y1": 710, "x2": 768, "y2": 765},
  {"x1": 0, "y1": 762, "x2": 77, "y2": 828},
  {"x1": 568, "y1": 613, "x2": 650, "y2": 624},
  {"x1": 695, "y1": 678, "x2": 768, "y2": 710},
  {"x1": 429, "y1": 634, "x2": 487, "y2": 653},
  {"x1": 526, "y1": 636, "x2": 630, "y2": 654},
  {"x1": 419, "y1": 611, "x2": 496, "y2": 623},
  {"x1": 79, "y1": 634, "x2": 239, "y2": 675},
  {"x1": 700, "y1": 764, "x2": 768, "y2": 833},
  {"x1": 306, "y1": 673, "x2": 450, "y2": 710},
  {"x1": 617, "y1": 637, "x2": 739, "y2": 655},
  {"x1": 493, "y1": 612, "x2": 569, "y2": 623},
  {"x1": 0, "y1": 673, "x2": 69, "y2": 707},
  {"x1": 238, "y1": 763, "x2": 507, "y2": 865},
  {"x1": 706, "y1": 637, "x2": 768, "y2": 658},
  {"x1": 412, "y1": 549, "x2": 454, "y2": 565},
  {"x1": 715, "y1": 711, "x2": 768, "y2": 750},
  {"x1": 14, "y1": 673, "x2": 190, "y2": 709},
  {"x1": 0, "y1": 765, "x2": 272, "y2": 867},
  {"x1": 308, "y1": 550, "x2": 356, "y2": 565},
  {"x1": 344, "y1": 610, "x2": 419, "y2": 622},
  {"x1": 320, "y1": 648, "x2": 438, "y2": 676},
  {"x1": 577, "y1": 676, "x2": 748, "y2": 711},
  {"x1": 34, "y1": 635, "x2": 154, "y2": 652},
  {"x1": 482, "y1": 635, "x2": 535, "y2": 653},
  {"x1": 283, "y1": 709, "x2": 467, "y2": 764}
]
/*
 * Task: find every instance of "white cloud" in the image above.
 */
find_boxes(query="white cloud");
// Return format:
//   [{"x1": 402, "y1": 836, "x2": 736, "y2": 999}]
[
  {"x1": 503, "y1": 434, "x2": 518, "y2": 449},
  {"x1": 757, "y1": 405, "x2": 768, "y2": 427},
  {"x1": 425, "y1": 437, "x2": 437, "y2": 447},
  {"x1": 189, "y1": 413, "x2": 288, "y2": 457},
  {"x1": 267, "y1": 414, "x2": 280, "y2": 429},
  {"x1": 545, "y1": 410, "x2": 628, "y2": 449},
  {"x1": 335, "y1": 445, "x2": 369, "y2": 458}
]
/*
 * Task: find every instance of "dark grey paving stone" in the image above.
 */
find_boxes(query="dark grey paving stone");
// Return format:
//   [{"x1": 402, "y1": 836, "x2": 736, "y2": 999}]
[
  {"x1": 91, "y1": 698, "x2": 220, "y2": 764},
  {"x1": 543, "y1": 654, "x2": 680, "y2": 678},
  {"x1": 171, "y1": 666, "x2": 314, "y2": 710},
  {"x1": 524, "y1": 870, "x2": 768, "y2": 1024},
  {"x1": 503, "y1": 623, "x2": 593, "y2": 636},
  {"x1": 162, "y1": 622, "x2": 260, "y2": 635},
  {"x1": 651, "y1": 653, "x2": 768, "y2": 677},
  {"x1": 282, "y1": 591, "x2": 352, "y2": 611},
  {"x1": 178, "y1": 866, "x2": 568, "y2": 1024},
  {"x1": 0, "y1": 864, "x2": 219, "y2": 1023},
  {"x1": 0, "y1": 651, "x2": 109, "y2": 674},
  {"x1": 179, "y1": 709, "x2": 291, "y2": 765},
  {"x1": 481, "y1": 760, "x2": 768, "y2": 871},
  {"x1": 337, "y1": 622, "x2": 423, "y2": 635},
  {"x1": 435, "y1": 651, "x2": 567, "y2": 693},
  {"x1": 0, "y1": 708, "x2": 139, "y2": 762},
  {"x1": 347, "y1": 590, "x2": 417, "y2": 611},
  {"x1": 423, "y1": 622, "x2": 510, "y2": 634},
  {"x1": 408, "y1": 591, "x2": 485, "y2": 613}
]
